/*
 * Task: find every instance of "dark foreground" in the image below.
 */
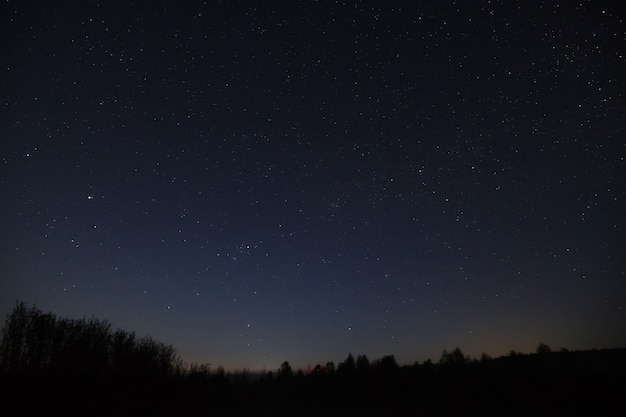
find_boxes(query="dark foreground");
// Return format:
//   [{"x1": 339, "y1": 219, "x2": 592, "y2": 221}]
[
  {"x1": 2, "y1": 348, "x2": 624, "y2": 416},
  {"x1": 1, "y1": 304, "x2": 623, "y2": 416}
]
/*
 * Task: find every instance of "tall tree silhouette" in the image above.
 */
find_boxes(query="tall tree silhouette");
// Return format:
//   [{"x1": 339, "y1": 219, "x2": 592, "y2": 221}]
[
  {"x1": 356, "y1": 354, "x2": 370, "y2": 373},
  {"x1": 337, "y1": 353, "x2": 356, "y2": 375},
  {"x1": 278, "y1": 360, "x2": 292, "y2": 378}
]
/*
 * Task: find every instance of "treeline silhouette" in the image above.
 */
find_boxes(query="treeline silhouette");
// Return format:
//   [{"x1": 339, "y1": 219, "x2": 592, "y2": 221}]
[
  {"x1": 0, "y1": 301, "x2": 178, "y2": 377},
  {"x1": 1, "y1": 302, "x2": 624, "y2": 416}
]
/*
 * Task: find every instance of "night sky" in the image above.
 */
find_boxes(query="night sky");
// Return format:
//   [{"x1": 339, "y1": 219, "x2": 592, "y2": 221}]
[{"x1": 2, "y1": 1, "x2": 625, "y2": 371}]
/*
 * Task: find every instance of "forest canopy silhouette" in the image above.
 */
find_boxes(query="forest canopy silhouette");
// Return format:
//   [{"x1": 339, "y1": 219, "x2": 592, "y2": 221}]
[
  {"x1": 0, "y1": 301, "x2": 179, "y2": 376},
  {"x1": 1, "y1": 301, "x2": 624, "y2": 416}
]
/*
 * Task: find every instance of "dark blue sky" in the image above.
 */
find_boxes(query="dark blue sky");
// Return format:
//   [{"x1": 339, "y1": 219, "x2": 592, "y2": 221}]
[{"x1": 2, "y1": 0, "x2": 625, "y2": 371}]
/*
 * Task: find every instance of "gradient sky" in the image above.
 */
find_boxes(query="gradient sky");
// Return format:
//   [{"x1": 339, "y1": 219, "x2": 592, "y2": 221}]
[{"x1": 1, "y1": 1, "x2": 625, "y2": 371}]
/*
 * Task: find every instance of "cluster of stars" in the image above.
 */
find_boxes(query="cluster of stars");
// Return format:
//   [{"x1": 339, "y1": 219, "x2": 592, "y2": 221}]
[{"x1": 1, "y1": 0, "x2": 624, "y2": 370}]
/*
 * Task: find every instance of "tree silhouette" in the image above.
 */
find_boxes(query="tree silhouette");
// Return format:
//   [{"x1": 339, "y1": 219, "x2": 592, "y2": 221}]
[
  {"x1": 311, "y1": 363, "x2": 324, "y2": 375},
  {"x1": 356, "y1": 354, "x2": 370, "y2": 373},
  {"x1": 375, "y1": 354, "x2": 399, "y2": 373},
  {"x1": 337, "y1": 353, "x2": 356, "y2": 375},
  {"x1": 2, "y1": 300, "x2": 623, "y2": 416},
  {"x1": 278, "y1": 360, "x2": 292, "y2": 378},
  {"x1": 0, "y1": 301, "x2": 180, "y2": 377},
  {"x1": 324, "y1": 361, "x2": 335, "y2": 374},
  {"x1": 440, "y1": 347, "x2": 469, "y2": 366},
  {"x1": 536, "y1": 342, "x2": 552, "y2": 354}
]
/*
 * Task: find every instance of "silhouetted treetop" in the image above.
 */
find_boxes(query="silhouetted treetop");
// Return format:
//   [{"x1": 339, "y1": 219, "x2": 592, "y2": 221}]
[
  {"x1": 536, "y1": 342, "x2": 552, "y2": 354},
  {"x1": 337, "y1": 352, "x2": 356, "y2": 375},
  {"x1": 278, "y1": 360, "x2": 292, "y2": 378},
  {"x1": 439, "y1": 347, "x2": 469, "y2": 365},
  {"x1": 356, "y1": 354, "x2": 370, "y2": 372},
  {"x1": 0, "y1": 301, "x2": 180, "y2": 377},
  {"x1": 374, "y1": 354, "x2": 399, "y2": 372}
]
